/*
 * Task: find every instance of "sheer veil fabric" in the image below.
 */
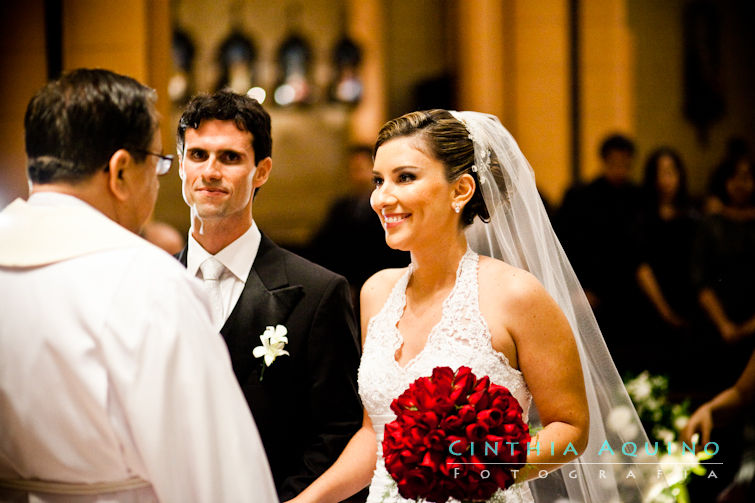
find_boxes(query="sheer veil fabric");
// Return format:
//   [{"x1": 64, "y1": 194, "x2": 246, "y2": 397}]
[{"x1": 450, "y1": 111, "x2": 665, "y2": 502}]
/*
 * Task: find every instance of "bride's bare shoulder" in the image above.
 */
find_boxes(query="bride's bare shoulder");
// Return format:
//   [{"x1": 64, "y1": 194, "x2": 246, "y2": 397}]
[
  {"x1": 477, "y1": 255, "x2": 570, "y2": 353},
  {"x1": 477, "y1": 255, "x2": 546, "y2": 304},
  {"x1": 360, "y1": 267, "x2": 408, "y2": 311}
]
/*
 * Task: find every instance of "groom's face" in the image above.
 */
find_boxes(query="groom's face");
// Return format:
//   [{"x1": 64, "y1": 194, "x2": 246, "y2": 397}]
[{"x1": 179, "y1": 119, "x2": 270, "y2": 228}]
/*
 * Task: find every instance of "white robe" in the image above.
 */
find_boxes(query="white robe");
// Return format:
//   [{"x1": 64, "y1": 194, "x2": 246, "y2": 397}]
[{"x1": 0, "y1": 194, "x2": 278, "y2": 502}]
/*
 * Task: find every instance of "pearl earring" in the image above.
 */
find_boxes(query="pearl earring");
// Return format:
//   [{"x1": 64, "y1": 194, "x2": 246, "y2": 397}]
[{"x1": 453, "y1": 203, "x2": 461, "y2": 214}]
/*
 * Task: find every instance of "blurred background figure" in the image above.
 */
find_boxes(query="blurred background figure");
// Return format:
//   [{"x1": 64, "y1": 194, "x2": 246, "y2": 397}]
[
  {"x1": 704, "y1": 137, "x2": 751, "y2": 215},
  {"x1": 307, "y1": 144, "x2": 408, "y2": 311},
  {"x1": 635, "y1": 147, "x2": 700, "y2": 390},
  {"x1": 692, "y1": 155, "x2": 755, "y2": 390},
  {"x1": 556, "y1": 133, "x2": 644, "y2": 376},
  {"x1": 141, "y1": 219, "x2": 186, "y2": 255},
  {"x1": 688, "y1": 154, "x2": 755, "y2": 502}
]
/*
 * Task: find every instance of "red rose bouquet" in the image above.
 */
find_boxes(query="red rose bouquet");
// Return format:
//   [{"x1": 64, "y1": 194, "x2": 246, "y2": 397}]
[{"x1": 382, "y1": 366, "x2": 530, "y2": 502}]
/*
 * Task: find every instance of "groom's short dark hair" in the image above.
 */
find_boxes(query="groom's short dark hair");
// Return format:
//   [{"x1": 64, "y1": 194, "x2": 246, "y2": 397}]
[{"x1": 176, "y1": 91, "x2": 272, "y2": 164}]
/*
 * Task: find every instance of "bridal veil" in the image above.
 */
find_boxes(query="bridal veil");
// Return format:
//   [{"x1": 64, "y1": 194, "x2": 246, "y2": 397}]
[{"x1": 450, "y1": 110, "x2": 664, "y2": 502}]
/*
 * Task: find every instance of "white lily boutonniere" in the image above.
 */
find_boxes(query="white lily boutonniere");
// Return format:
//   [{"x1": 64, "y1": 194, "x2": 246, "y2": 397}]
[{"x1": 252, "y1": 325, "x2": 290, "y2": 381}]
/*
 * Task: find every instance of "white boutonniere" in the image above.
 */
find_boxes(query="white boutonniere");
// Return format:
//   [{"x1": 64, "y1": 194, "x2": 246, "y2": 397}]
[{"x1": 252, "y1": 325, "x2": 290, "y2": 381}]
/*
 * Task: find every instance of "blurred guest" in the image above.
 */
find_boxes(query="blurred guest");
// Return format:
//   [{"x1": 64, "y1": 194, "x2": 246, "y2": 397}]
[
  {"x1": 692, "y1": 156, "x2": 755, "y2": 390},
  {"x1": 635, "y1": 147, "x2": 700, "y2": 382},
  {"x1": 307, "y1": 144, "x2": 408, "y2": 308},
  {"x1": 556, "y1": 133, "x2": 644, "y2": 375},
  {"x1": 705, "y1": 137, "x2": 750, "y2": 215},
  {"x1": 141, "y1": 219, "x2": 186, "y2": 254}
]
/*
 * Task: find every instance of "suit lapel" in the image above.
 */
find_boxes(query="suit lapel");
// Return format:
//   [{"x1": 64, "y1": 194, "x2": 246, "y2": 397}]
[{"x1": 225, "y1": 233, "x2": 304, "y2": 327}]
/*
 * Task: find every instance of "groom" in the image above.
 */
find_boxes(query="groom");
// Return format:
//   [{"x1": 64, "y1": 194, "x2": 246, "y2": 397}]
[{"x1": 175, "y1": 91, "x2": 363, "y2": 500}]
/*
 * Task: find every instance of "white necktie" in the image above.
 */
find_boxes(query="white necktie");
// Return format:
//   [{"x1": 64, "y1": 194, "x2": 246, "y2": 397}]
[{"x1": 200, "y1": 256, "x2": 226, "y2": 330}]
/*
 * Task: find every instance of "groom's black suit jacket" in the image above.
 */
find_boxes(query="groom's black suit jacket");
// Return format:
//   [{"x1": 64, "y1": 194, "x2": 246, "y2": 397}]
[{"x1": 178, "y1": 233, "x2": 362, "y2": 500}]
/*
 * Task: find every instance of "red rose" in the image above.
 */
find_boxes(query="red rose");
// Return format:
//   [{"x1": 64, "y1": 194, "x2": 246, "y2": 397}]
[
  {"x1": 424, "y1": 429, "x2": 448, "y2": 452},
  {"x1": 431, "y1": 366, "x2": 455, "y2": 389},
  {"x1": 465, "y1": 422, "x2": 489, "y2": 442},
  {"x1": 449, "y1": 367, "x2": 476, "y2": 403},
  {"x1": 392, "y1": 392, "x2": 417, "y2": 415},
  {"x1": 503, "y1": 422, "x2": 519, "y2": 434},
  {"x1": 458, "y1": 404, "x2": 477, "y2": 423},
  {"x1": 399, "y1": 448, "x2": 420, "y2": 465},
  {"x1": 397, "y1": 468, "x2": 433, "y2": 499},
  {"x1": 433, "y1": 395, "x2": 455, "y2": 415},
  {"x1": 441, "y1": 414, "x2": 463, "y2": 430},
  {"x1": 420, "y1": 450, "x2": 444, "y2": 472},
  {"x1": 477, "y1": 408, "x2": 504, "y2": 429},
  {"x1": 473, "y1": 375, "x2": 491, "y2": 393},
  {"x1": 468, "y1": 389, "x2": 492, "y2": 411},
  {"x1": 418, "y1": 411, "x2": 440, "y2": 430}
]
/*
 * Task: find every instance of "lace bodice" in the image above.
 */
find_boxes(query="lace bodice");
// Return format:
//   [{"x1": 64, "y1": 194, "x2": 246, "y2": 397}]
[{"x1": 358, "y1": 250, "x2": 533, "y2": 503}]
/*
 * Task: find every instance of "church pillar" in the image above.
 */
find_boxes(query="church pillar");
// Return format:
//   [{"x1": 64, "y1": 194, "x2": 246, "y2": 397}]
[
  {"x1": 456, "y1": 0, "x2": 571, "y2": 205},
  {"x1": 579, "y1": 0, "x2": 635, "y2": 181},
  {"x1": 347, "y1": 0, "x2": 387, "y2": 144}
]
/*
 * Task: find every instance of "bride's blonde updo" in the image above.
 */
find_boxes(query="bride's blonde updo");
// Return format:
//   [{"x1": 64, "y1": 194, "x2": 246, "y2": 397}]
[{"x1": 374, "y1": 109, "x2": 490, "y2": 226}]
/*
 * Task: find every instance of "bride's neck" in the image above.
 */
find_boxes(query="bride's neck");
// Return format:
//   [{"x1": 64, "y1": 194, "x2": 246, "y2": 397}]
[{"x1": 408, "y1": 233, "x2": 468, "y2": 293}]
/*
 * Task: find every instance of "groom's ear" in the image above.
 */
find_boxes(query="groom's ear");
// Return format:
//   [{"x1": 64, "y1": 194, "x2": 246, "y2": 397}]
[
  {"x1": 452, "y1": 173, "x2": 476, "y2": 207},
  {"x1": 253, "y1": 157, "x2": 272, "y2": 189}
]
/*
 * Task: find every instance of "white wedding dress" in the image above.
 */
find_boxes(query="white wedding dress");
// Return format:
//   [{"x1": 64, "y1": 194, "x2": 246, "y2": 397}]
[{"x1": 358, "y1": 249, "x2": 534, "y2": 503}]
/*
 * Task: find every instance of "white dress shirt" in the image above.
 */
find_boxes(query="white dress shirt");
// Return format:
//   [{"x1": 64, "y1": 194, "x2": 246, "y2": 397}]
[
  {"x1": 0, "y1": 193, "x2": 278, "y2": 502},
  {"x1": 186, "y1": 221, "x2": 261, "y2": 328}
]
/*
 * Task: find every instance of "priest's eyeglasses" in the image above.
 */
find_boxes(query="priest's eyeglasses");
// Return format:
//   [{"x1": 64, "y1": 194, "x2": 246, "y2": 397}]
[{"x1": 135, "y1": 150, "x2": 174, "y2": 175}]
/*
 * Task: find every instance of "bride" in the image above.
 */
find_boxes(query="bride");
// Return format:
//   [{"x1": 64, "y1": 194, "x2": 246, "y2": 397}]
[{"x1": 289, "y1": 110, "x2": 658, "y2": 503}]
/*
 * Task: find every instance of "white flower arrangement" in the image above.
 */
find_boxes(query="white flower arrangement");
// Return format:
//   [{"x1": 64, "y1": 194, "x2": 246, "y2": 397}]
[
  {"x1": 252, "y1": 325, "x2": 289, "y2": 381},
  {"x1": 624, "y1": 371, "x2": 712, "y2": 503},
  {"x1": 607, "y1": 405, "x2": 641, "y2": 439}
]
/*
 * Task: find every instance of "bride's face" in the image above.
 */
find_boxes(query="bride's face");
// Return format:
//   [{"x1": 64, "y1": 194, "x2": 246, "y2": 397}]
[{"x1": 370, "y1": 136, "x2": 458, "y2": 251}]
